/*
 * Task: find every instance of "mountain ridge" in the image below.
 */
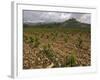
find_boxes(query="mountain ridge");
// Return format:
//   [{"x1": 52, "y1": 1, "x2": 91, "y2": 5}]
[{"x1": 23, "y1": 18, "x2": 90, "y2": 28}]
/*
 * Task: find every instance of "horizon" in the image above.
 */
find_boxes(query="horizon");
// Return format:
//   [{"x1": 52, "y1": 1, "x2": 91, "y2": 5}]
[
  {"x1": 23, "y1": 10, "x2": 91, "y2": 24},
  {"x1": 23, "y1": 18, "x2": 90, "y2": 25}
]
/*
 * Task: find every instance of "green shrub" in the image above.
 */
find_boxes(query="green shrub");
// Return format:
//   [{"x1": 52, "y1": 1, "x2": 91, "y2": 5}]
[
  {"x1": 64, "y1": 37, "x2": 68, "y2": 43},
  {"x1": 66, "y1": 51, "x2": 77, "y2": 67},
  {"x1": 76, "y1": 36, "x2": 82, "y2": 48},
  {"x1": 29, "y1": 36, "x2": 34, "y2": 43},
  {"x1": 40, "y1": 44, "x2": 60, "y2": 67},
  {"x1": 42, "y1": 44, "x2": 54, "y2": 58},
  {"x1": 29, "y1": 36, "x2": 40, "y2": 48}
]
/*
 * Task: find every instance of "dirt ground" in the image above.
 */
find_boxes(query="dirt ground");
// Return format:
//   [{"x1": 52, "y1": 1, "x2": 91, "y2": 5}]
[{"x1": 23, "y1": 29, "x2": 91, "y2": 69}]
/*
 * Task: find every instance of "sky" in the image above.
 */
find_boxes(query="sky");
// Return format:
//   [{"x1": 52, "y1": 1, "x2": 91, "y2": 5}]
[{"x1": 23, "y1": 10, "x2": 91, "y2": 24}]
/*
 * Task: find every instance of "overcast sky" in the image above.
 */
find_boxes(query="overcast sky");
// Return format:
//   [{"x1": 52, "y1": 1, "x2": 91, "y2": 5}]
[{"x1": 23, "y1": 10, "x2": 91, "y2": 24}]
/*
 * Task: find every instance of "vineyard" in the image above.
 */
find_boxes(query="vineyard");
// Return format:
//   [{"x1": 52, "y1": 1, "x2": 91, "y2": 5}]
[{"x1": 23, "y1": 25, "x2": 91, "y2": 69}]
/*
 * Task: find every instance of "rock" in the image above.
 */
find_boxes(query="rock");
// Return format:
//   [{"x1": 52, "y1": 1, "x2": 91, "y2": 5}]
[{"x1": 47, "y1": 63, "x2": 54, "y2": 68}]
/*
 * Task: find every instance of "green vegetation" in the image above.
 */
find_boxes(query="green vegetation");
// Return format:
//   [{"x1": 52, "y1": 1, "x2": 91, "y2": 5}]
[
  {"x1": 23, "y1": 18, "x2": 91, "y2": 69},
  {"x1": 66, "y1": 51, "x2": 77, "y2": 67},
  {"x1": 75, "y1": 34, "x2": 83, "y2": 49},
  {"x1": 64, "y1": 37, "x2": 68, "y2": 43},
  {"x1": 29, "y1": 36, "x2": 40, "y2": 48},
  {"x1": 40, "y1": 44, "x2": 60, "y2": 67}
]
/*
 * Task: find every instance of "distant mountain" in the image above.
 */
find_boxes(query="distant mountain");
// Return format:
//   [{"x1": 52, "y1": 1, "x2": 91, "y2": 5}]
[{"x1": 23, "y1": 18, "x2": 90, "y2": 28}]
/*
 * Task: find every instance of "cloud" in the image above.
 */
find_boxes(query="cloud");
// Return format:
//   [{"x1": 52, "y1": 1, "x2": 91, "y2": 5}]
[
  {"x1": 78, "y1": 14, "x2": 91, "y2": 24},
  {"x1": 23, "y1": 10, "x2": 91, "y2": 24}
]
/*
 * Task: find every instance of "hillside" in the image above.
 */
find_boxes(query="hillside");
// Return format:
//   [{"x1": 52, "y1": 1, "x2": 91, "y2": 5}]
[{"x1": 23, "y1": 18, "x2": 91, "y2": 28}]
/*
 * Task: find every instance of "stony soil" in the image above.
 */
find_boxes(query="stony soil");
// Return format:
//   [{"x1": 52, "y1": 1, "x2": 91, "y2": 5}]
[{"x1": 23, "y1": 31, "x2": 91, "y2": 69}]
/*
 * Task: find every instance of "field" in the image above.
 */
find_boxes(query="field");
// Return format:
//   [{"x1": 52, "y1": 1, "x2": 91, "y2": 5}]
[{"x1": 23, "y1": 25, "x2": 91, "y2": 69}]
